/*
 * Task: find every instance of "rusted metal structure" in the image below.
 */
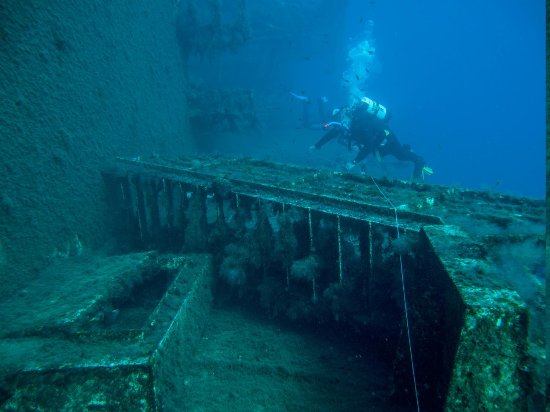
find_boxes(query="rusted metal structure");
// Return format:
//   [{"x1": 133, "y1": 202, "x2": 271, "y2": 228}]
[{"x1": 0, "y1": 156, "x2": 544, "y2": 411}]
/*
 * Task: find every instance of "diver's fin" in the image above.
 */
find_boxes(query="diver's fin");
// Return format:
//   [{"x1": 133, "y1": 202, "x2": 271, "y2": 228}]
[
  {"x1": 290, "y1": 92, "x2": 309, "y2": 102},
  {"x1": 421, "y1": 166, "x2": 434, "y2": 180}
]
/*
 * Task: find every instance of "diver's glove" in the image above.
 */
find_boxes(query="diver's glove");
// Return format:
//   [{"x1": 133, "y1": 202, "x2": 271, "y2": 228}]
[
  {"x1": 346, "y1": 161, "x2": 357, "y2": 171},
  {"x1": 421, "y1": 166, "x2": 434, "y2": 180}
]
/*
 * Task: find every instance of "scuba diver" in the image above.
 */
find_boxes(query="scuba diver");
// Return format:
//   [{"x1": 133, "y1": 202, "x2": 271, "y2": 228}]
[{"x1": 310, "y1": 96, "x2": 433, "y2": 180}]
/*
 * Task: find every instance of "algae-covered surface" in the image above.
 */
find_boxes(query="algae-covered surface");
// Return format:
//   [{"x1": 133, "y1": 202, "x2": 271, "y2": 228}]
[
  {"x1": 0, "y1": 253, "x2": 213, "y2": 411},
  {"x1": 1, "y1": 155, "x2": 545, "y2": 411},
  {"x1": 117, "y1": 155, "x2": 544, "y2": 236},
  {"x1": 109, "y1": 155, "x2": 545, "y2": 411}
]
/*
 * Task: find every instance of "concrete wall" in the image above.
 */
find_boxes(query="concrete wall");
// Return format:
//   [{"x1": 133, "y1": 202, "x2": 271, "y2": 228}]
[{"x1": 0, "y1": 1, "x2": 193, "y2": 297}]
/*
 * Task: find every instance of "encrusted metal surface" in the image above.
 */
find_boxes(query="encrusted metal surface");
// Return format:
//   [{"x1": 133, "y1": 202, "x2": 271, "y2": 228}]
[
  {"x1": 0, "y1": 253, "x2": 213, "y2": 411},
  {"x1": 115, "y1": 155, "x2": 543, "y2": 235}
]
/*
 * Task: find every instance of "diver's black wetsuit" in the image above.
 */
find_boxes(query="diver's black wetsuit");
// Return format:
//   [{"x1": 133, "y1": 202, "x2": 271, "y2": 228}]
[{"x1": 313, "y1": 102, "x2": 426, "y2": 178}]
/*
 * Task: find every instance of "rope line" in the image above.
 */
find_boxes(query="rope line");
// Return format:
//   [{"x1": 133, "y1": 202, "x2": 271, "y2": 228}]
[{"x1": 370, "y1": 177, "x2": 420, "y2": 412}]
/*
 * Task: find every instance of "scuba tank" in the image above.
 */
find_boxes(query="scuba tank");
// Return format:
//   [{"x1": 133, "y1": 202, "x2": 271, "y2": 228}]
[{"x1": 360, "y1": 96, "x2": 389, "y2": 121}]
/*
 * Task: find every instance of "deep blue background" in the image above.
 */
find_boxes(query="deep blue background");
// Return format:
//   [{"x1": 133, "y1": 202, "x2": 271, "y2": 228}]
[
  {"x1": 191, "y1": 0, "x2": 545, "y2": 199},
  {"x1": 341, "y1": 0, "x2": 545, "y2": 198}
]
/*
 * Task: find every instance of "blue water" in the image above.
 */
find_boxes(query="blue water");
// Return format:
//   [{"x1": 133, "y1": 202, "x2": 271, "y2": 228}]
[
  {"x1": 345, "y1": 0, "x2": 545, "y2": 199},
  {"x1": 190, "y1": 0, "x2": 545, "y2": 199}
]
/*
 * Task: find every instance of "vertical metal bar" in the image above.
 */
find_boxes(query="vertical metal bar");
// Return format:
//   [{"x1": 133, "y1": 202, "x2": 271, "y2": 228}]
[
  {"x1": 337, "y1": 215, "x2": 343, "y2": 285},
  {"x1": 308, "y1": 208, "x2": 313, "y2": 252},
  {"x1": 368, "y1": 221, "x2": 374, "y2": 311},
  {"x1": 308, "y1": 208, "x2": 317, "y2": 302}
]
